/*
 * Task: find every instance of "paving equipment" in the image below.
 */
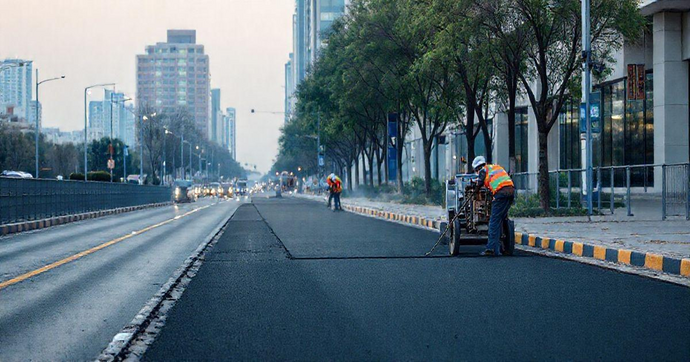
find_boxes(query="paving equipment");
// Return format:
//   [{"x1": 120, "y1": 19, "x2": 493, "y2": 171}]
[{"x1": 440, "y1": 174, "x2": 515, "y2": 256}]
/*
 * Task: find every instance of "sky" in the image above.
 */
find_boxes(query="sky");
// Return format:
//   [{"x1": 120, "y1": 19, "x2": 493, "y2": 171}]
[{"x1": 0, "y1": 0, "x2": 293, "y2": 173}]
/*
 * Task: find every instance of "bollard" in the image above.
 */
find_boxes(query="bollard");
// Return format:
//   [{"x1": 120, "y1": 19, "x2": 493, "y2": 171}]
[
  {"x1": 610, "y1": 167, "x2": 615, "y2": 215},
  {"x1": 626, "y1": 166, "x2": 632, "y2": 216},
  {"x1": 556, "y1": 171, "x2": 560, "y2": 209},
  {"x1": 567, "y1": 170, "x2": 572, "y2": 208},
  {"x1": 662, "y1": 165, "x2": 667, "y2": 220},
  {"x1": 597, "y1": 167, "x2": 602, "y2": 212}
]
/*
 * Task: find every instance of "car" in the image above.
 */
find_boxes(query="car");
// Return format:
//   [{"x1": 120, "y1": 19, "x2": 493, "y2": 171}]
[
  {"x1": 235, "y1": 180, "x2": 248, "y2": 196},
  {"x1": 1, "y1": 170, "x2": 33, "y2": 179},
  {"x1": 209, "y1": 182, "x2": 222, "y2": 196},
  {"x1": 173, "y1": 179, "x2": 195, "y2": 203}
]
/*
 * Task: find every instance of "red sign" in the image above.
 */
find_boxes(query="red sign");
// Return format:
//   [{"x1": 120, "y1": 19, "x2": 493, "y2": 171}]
[
  {"x1": 636, "y1": 64, "x2": 646, "y2": 100},
  {"x1": 107, "y1": 159, "x2": 115, "y2": 170},
  {"x1": 627, "y1": 64, "x2": 637, "y2": 100}
]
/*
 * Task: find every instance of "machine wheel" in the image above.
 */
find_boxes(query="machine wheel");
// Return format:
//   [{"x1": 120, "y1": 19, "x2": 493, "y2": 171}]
[
  {"x1": 501, "y1": 218, "x2": 515, "y2": 256},
  {"x1": 449, "y1": 217, "x2": 462, "y2": 256}
]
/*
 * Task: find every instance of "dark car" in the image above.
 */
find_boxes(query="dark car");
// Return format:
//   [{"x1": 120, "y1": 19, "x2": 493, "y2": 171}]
[{"x1": 173, "y1": 179, "x2": 195, "y2": 203}]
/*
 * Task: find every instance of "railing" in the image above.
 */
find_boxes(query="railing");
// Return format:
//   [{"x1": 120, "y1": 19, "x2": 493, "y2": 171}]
[
  {"x1": 512, "y1": 163, "x2": 690, "y2": 220},
  {"x1": 0, "y1": 177, "x2": 172, "y2": 225}
]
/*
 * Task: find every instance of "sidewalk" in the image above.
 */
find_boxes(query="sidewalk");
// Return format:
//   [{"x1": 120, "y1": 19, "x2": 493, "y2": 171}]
[{"x1": 296, "y1": 193, "x2": 690, "y2": 278}]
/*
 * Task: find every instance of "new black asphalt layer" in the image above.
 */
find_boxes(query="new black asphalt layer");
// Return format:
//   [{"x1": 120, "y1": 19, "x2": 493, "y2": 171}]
[{"x1": 144, "y1": 197, "x2": 690, "y2": 361}]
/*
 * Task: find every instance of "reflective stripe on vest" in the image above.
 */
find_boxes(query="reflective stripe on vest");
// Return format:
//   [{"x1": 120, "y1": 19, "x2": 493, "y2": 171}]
[{"x1": 483, "y1": 164, "x2": 513, "y2": 194}]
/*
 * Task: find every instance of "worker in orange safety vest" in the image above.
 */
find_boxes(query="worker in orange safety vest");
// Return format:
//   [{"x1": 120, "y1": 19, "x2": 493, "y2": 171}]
[{"x1": 472, "y1": 156, "x2": 515, "y2": 256}]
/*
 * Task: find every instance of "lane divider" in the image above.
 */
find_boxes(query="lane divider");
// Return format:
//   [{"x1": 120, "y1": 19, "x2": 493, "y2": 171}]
[
  {"x1": 331, "y1": 200, "x2": 690, "y2": 279},
  {"x1": 0, "y1": 204, "x2": 212, "y2": 292}
]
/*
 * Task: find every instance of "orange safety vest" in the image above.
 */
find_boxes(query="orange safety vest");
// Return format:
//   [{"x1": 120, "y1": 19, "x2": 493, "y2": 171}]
[
  {"x1": 333, "y1": 177, "x2": 342, "y2": 193},
  {"x1": 483, "y1": 164, "x2": 513, "y2": 194}
]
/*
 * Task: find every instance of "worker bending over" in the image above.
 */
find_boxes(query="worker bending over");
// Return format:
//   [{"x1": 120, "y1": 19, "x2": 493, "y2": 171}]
[
  {"x1": 326, "y1": 174, "x2": 343, "y2": 210},
  {"x1": 472, "y1": 156, "x2": 514, "y2": 256}
]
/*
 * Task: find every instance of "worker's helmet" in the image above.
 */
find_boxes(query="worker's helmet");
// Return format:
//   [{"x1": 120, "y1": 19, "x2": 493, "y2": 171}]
[
  {"x1": 328, "y1": 173, "x2": 335, "y2": 180},
  {"x1": 472, "y1": 156, "x2": 486, "y2": 171}
]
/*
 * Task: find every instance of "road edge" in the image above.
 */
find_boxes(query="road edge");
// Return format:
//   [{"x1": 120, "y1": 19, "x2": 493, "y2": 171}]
[{"x1": 96, "y1": 202, "x2": 240, "y2": 361}]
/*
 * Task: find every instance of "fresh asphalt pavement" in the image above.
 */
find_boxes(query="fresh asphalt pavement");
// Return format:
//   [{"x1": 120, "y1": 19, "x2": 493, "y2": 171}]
[
  {"x1": 0, "y1": 196, "x2": 243, "y2": 361},
  {"x1": 144, "y1": 196, "x2": 690, "y2": 361}
]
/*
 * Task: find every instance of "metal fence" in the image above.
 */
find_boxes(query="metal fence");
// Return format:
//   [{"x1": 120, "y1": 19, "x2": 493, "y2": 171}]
[
  {"x1": 512, "y1": 163, "x2": 690, "y2": 220},
  {"x1": 0, "y1": 177, "x2": 172, "y2": 225}
]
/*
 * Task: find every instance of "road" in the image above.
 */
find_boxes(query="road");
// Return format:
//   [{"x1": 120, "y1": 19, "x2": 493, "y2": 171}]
[
  {"x1": 0, "y1": 197, "x2": 242, "y2": 361},
  {"x1": 144, "y1": 196, "x2": 690, "y2": 361}
]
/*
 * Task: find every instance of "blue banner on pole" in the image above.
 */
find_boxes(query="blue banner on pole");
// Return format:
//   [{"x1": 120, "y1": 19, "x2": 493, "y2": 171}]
[
  {"x1": 580, "y1": 92, "x2": 601, "y2": 133},
  {"x1": 387, "y1": 113, "x2": 398, "y2": 182}
]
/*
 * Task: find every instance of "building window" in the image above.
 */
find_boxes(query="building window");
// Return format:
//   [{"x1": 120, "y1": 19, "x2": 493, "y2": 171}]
[
  {"x1": 514, "y1": 107, "x2": 528, "y2": 174},
  {"x1": 595, "y1": 73, "x2": 654, "y2": 187},
  {"x1": 559, "y1": 99, "x2": 580, "y2": 171}
]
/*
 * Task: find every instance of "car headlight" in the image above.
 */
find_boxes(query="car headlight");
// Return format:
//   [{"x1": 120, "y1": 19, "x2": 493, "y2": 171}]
[{"x1": 175, "y1": 188, "x2": 181, "y2": 196}]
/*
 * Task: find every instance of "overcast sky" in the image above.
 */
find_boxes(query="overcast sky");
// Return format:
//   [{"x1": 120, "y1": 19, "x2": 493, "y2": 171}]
[{"x1": 0, "y1": 0, "x2": 293, "y2": 173}]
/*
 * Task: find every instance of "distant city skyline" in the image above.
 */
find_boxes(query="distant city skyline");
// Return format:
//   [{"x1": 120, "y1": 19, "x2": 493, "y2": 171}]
[{"x1": 0, "y1": 0, "x2": 293, "y2": 173}]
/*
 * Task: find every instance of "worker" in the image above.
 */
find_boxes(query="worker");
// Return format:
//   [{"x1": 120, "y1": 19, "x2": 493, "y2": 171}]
[
  {"x1": 332, "y1": 174, "x2": 343, "y2": 211},
  {"x1": 326, "y1": 174, "x2": 335, "y2": 208},
  {"x1": 472, "y1": 156, "x2": 514, "y2": 256}
]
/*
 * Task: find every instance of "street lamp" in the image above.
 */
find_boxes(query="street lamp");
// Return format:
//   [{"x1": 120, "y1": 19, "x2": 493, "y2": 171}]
[
  {"x1": 84, "y1": 83, "x2": 115, "y2": 181},
  {"x1": 139, "y1": 112, "x2": 156, "y2": 184},
  {"x1": 35, "y1": 70, "x2": 65, "y2": 178}
]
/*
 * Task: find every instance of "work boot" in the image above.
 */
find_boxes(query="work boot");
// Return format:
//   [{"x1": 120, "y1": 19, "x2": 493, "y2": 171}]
[{"x1": 479, "y1": 249, "x2": 495, "y2": 256}]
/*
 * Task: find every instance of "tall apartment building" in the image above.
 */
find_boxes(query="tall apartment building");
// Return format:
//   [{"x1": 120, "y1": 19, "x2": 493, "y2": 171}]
[
  {"x1": 0, "y1": 59, "x2": 33, "y2": 124},
  {"x1": 286, "y1": 1, "x2": 347, "y2": 121},
  {"x1": 88, "y1": 89, "x2": 136, "y2": 145},
  {"x1": 210, "y1": 88, "x2": 221, "y2": 143},
  {"x1": 136, "y1": 30, "x2": 210, "y2": 136},
  {"x1": 226, "y1": 107, "x2": 236, "y2": 159}
]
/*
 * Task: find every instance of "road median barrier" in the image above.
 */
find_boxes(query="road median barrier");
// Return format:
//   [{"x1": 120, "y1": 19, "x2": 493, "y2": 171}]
[
  {"x1": 337, "y1": 202, "x2": 690, "y2": 279},
  {"x1": 0, "y1": 202, "x2": 172, "y2": 237}
]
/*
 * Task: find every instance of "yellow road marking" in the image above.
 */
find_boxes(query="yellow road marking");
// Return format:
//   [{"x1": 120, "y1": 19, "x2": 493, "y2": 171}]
[{"x1": 0, "y1": 204, "x2": 211, "y2": 291}]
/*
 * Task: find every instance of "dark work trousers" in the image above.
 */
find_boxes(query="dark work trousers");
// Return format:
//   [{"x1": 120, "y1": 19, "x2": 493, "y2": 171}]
[
  {"x1": 328, "y1": 191, "x2": 334, "y2": 208},
  {"x1": 333, "y1": 192, "x2": 342, "y2": 210},
  {"x1": 486, "y1": 191, "x2": 514, "y2": 255}
]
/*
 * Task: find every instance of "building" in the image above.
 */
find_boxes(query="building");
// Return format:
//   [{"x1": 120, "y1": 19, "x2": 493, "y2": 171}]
[
  {"x1": 285, "y1": 54, "x2": 294, "y2": 123},
  {"x1": 210, "y1": 88, "x2": 221, "y2": 143},
  {"x1": 88, "y1": 89, "x2": 136, "y2": 145},
  {"x1": 29, "y1": 100, "x2": 41, "y2": 128},
  {"x1": 136, "y1": 30, "x2": 211, "y2": 136},
  {"x1": 226, "y1": 107, "x2": 236, "y2": 159},
  {"x1": 286, "y1": 1, "x2": 348, "y2": 122},
  {"x1": 43, "y1": 127, "x2": 84, "y2": 145},
  {"x1": 0, "y1": 59, "x2": 33, "y2": 124}
]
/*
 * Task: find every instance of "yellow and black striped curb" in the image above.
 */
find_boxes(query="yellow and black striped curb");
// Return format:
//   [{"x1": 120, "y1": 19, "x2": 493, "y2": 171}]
[
  {"x1": 0, "y1": 202, "x2": 172, "y2": 237},
  {"x1": 341, "y1": 205, "x2": 442, "y2": 230},
  {"x1": 515, "y1": 232, "x2": 690, "y2": 278},
  {"x1": 340, "y1": 203, "x2": 690, "y2": 278}
]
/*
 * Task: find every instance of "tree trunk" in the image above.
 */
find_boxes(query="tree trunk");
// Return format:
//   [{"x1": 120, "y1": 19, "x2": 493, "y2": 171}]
[
  {"x1": 346, "y1": 157, "x2": 353, "y2": 191},
  {"x1": 354, "y1": 152, "x2": 360, "y2": 189},
  {"x1": 507, "y1": 73, "x2": 517, "y2": 173},
  {"x1": 422, "y1": 138, "x2": 433, "y2": 195},
  {"x1": 537, "y1": 130, "x2": 550, "y2": 212},
  {"x1": 367, "y1": 150, "x2": 375, "y2": 187},
  {"x1": 376, "y1": 146, "x2": 383, "y2": 186}
]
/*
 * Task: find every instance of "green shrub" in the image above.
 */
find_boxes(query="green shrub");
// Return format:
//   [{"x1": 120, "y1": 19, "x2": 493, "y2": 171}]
[
  {"x1": 69, "y1": 172, "x2": 85, "y2": 180},
  {"x1": 88, "y1": 171, "x2": 113, "y2": 182}
]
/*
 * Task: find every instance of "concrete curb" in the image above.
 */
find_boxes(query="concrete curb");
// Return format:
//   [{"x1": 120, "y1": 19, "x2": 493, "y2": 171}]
[
  {"x1": 0, "y1": 202, "x2": 172, "y2": 237},
  {"x1": 337, "y1": 202, "x2": 690, "y2": 279}
]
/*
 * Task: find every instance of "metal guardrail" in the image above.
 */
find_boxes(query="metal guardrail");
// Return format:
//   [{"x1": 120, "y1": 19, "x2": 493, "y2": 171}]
[
  {"x1": 0, "y1": 177, "x2": 172, "y2": 225},
  {"x1": 512, "y1": 163, "x2": 690, "y2": 220}
]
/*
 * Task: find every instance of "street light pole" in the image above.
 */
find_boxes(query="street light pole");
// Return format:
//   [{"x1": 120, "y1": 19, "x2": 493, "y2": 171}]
[
  {"x1": 181, "y1": 135, "x2": 185, "y2": 179},
  {"x1": 582, "y1": 0, "x2": 593, "y2": 218},
  {"x1": 84, "y1": 83, "x2": 115, "y2": 181},
  {"x1": 35, "y1": 70, "x2": 65, "y2": 178},
  {"x1": 163, "y1": 129, "x2": 167, "y2": 185},
  {"x1": 110, "y1": 91, "x2": 114, "y2": 182}
]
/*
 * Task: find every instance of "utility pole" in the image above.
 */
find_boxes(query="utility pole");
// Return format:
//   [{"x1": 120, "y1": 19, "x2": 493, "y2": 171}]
[
  {"x1": 110, "y1": 91, "x2": 114, "y2": 182},
  {"x1": 124, "y1": 145, "x2": 127, "y2": 182},
  {"x1": 582, "y1": 0, "x2": 593, "y2": 218},
  {"x1": 162, "y1": 130, "x2": 167, "y2": 185},
  {"x1": 181, "y1": 134, "x2": 185, "y2": 179},
  {"x1": 317, "y1": 107, "x2": 322, "y2": 180},
  {"x1": 35, "y1": 69, "x2": 39, "y2": 179}
]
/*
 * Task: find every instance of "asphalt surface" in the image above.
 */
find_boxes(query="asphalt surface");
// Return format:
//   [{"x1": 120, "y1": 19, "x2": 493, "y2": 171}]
[
  {"x1": 0, "y1": 196, "x2": 242, "y2": 361},
  {"x1": 144, "y1": 196, "x2": 690, "y2": 361}
]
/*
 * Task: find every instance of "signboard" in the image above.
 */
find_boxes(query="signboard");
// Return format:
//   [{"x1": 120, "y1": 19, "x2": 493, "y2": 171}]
[
  {"x1": 318, "y1": 155, "x2": 324, "y2": 167},
  {"x1": 123, "y1": 145, "x2": 128, "y2": 157},
  {"x1": 107, "y1": 159, "x2": 115, "y2": 170},
  {"x1": 627, "y1": 64, "x2": 646, "y2": 100},
  {"x1": 387, "y1": 113, "x2": 398, "y2": 182},
  {"x1": 580, "y1": 92, "x2": 601, "y2": 134}
]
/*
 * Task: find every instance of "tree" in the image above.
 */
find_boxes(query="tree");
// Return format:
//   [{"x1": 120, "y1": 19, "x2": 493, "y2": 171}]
[{"x1": 514, "y1": 0, "x2": 643, "y2": 211}]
